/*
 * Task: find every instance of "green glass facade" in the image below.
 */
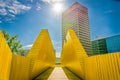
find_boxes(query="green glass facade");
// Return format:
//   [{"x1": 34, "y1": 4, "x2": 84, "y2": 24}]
[
  {"x1": 106, "y1": 35, "x2": 120, "y2": 53},
  {"x1": 92, "y1": 34, "x2": 120, "y2": 55},
  {"x1": 92, "y1": 38, "x2": 108, "y2": 55}
]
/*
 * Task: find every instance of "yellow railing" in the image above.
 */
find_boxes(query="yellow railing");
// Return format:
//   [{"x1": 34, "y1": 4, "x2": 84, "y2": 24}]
[
  {"x1": 0, "y1": 29, "x2": 119, "y2": 80},
  {"x1": 61, "y1": 29, "x2": 120, "y2": 80},
  {"x1": 0, "y1": 29, "x2": 56, "y2": 80},
  {"x1": 85, "y1": 52, "x2": 120, "y2": 80},
  {"x1": 10, "y1": 55, "x2": 30, "y2": 80},
  {"x1": 61, "y1": 29, "x2": 88, "y2": 79},
  {"x1": 27, "y1": 29, "x2": 56, "y2": 79},
  {"x1": 0, "y1": 31, "x2": 12, "y2": 80}
]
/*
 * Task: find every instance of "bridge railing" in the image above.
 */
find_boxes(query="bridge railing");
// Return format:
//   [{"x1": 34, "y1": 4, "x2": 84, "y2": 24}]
[
  {"x1": 85, "y1": 52, "x2": 120, "y2": 80},
  {"x1": 0, "y1": 31, "x2": 12, "y2": 80},
  {"x1": 61, "y1": 29, "x2": 120, "y2": 80},
  {"x1": 27, "y1": 29, "x2": 56, "y2": 79},
  {"x1": 61, "y1": 29, "x2": 88, "y2": 79},
  {"x1": 0, "y1": 29, "x2": 56, "y2": 80}
]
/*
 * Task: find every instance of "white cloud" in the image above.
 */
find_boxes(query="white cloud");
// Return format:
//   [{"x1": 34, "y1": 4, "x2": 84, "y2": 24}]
[
  {"x1": 52, "y1": 40, "x2": 62, "y2": 58},
  {"x1": 23, "y1": 44, "x2": 33, "y2": 49},
  {"x1": 56, "y1": 51, "x2": 61, "y2": 57},
  {"x1": 30, "y1": 0, "x2": 33, "y2": 2},
  {"x1": 36, "y1": 2, "x2": 41, "y2": 11},
  {"x1": 9, "y1": 14, "x2": 15, "y2": 17},
  {"x1": 0, "y1": 0, "x2": 31, "y2": 23},
  {"x1": 42, "y1": 0, "x2": 64, "y2": 4},
  {"x1": 0, "y1": 8, "x2": 7, "y2": 15},
  {"x1": 52, "y1": 40, "x2": 61, "y2": 45},
  {"x1": 7, "y1": 1, "x2": 31, "y2": 14},
  {"x1": 0, "y1": 1, "x2": 6, "y2": 7},
  {"x1": 0, "y1": 21, "x2": 2, "y2": 23},
  {"x1": 104, "y1": 10, "x2": 114, "y2": 13}
]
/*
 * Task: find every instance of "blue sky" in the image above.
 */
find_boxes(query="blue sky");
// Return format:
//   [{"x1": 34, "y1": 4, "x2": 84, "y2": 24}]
[{"x1": 0, "y1": 0, "x2": 120, "y2": 57}]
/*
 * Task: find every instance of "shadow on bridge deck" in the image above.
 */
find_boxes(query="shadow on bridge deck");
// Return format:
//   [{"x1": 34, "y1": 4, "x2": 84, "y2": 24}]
[
  {"x1": 33, "y1": 67, "x2": 54, "y2": 80},
  {"x1": 62, "y1": 67, "x2": 82, "y2": 80},
  {"x1": 33, "y1": 65, "x2": 82, "y2": 80}
]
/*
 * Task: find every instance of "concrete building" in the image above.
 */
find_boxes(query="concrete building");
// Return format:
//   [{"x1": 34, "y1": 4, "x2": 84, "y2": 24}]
[{"x1": 62, "y1": 2, "x2": 92, "y2": 55}]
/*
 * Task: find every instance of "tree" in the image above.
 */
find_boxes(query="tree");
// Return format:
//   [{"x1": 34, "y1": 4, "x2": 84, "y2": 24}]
[{"x1": 2, "y1": 30, "x2": 23, "y2": 55}]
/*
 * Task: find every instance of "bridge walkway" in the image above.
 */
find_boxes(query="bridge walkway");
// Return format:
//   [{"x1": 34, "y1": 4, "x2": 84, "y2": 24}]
[{"x1": 33, "y1": 65, "x2": 82, "y2": 80}]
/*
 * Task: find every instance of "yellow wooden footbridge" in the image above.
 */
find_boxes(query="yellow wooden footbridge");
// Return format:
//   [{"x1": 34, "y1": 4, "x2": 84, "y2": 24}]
[{"x1": 0, "y1": 29, "x2": 119, "y2": 80}]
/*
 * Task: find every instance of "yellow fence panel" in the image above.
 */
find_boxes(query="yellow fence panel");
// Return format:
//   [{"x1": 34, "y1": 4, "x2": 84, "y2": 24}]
[
  {"x1": 84, "y1": 56, "x2": 99, "y2": 80},
  {"x1": 61, "y1": 29, "x2": 88, "y2": 79},
  {"x1": 0, "y1": 29, "x2": 56, "y2": 80},
  {"x1": 84, "y1": 53, "x2": 120, "y2": 80},
  {"x1": 10, "y1": 55, "x2": 30, "y2": 80},
  {"x1": 61, "y1": 29, "x2": 120, "y2": 80},
  {"x1": 0, "y1": 29, "x2": 119, "y2": 80},
  {"x1": 27, "y1": 29, "x2": 56, "y2": 79},
  {"x1": 115, "y1": 53, "x2": 120, "y2": 80},
  {"x1": 0, "y1": 31, "x2": 12, "y2": 80}
]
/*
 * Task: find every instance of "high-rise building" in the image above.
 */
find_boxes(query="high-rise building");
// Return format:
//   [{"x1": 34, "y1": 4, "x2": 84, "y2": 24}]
[{"x1": 62, "y1": 2, "x2": 92, "y2": 55}]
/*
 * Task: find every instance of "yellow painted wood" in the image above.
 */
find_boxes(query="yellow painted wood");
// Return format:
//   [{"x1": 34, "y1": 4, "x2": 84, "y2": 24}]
[
  {"x1": 61, "y1": 29, "x2": 88, "y2": 79},
  {"x1": 10, "y1": 54, "x2": 30, "y2": 80},
  {"x1": 61, "y1": 29, "x2": 120, "y2": 80},
  {"x1": 0, "y1": 31, "x2": 12, "y2": 80},
  {"x1": 27, "y1": 29, "x2": 56, "y2": 79},
  {"x1": 0, "y1": 29, "x2": 119, "y2": 80},
  {"x1": 84, "y1": 53, "x2": 120, "y2": 80},
  {"x1": 0, "y1": 30, "x2": 56, "y2": 80}
]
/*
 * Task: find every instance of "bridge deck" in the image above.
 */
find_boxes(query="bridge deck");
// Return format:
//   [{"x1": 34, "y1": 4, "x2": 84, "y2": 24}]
[
  {"x1": 33, "y1": 66, "x2": 81, "y2": 80},
  {"x1": 48, "y1": 67, "x2": 68, "y2": 80}
]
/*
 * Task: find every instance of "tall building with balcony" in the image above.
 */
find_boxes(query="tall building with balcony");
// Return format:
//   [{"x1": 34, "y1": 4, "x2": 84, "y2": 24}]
[{"x1": 62, "y1": 2, "x2": 92, "y2": 55}]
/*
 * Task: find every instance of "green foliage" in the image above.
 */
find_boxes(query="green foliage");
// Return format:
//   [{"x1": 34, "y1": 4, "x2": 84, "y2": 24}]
[{"x1": 2, "y1": 30, "x2": 23, "y2": 55}]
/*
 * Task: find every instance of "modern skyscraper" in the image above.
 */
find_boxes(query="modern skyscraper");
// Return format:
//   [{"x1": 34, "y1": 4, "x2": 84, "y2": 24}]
[{"x1": 62, "y1": 2, "x2": 92, "y2": 55}]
